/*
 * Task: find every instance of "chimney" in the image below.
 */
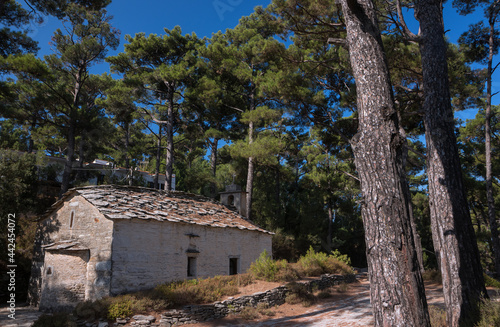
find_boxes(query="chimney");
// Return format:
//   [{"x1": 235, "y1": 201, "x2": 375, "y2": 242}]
[{"x1": 219, "y1": 184, "x2": 247, "y2": 217}]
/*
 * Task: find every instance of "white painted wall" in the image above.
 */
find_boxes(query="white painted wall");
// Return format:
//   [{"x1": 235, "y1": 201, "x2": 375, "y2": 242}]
[{"x1": 110, "y1": 219, "x2": 272, "y2": 294}]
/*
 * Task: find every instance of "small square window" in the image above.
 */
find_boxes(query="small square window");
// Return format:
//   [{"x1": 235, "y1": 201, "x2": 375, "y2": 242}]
[{"x1": 46, "y1": 266, "x2": 53, "y2": 276}]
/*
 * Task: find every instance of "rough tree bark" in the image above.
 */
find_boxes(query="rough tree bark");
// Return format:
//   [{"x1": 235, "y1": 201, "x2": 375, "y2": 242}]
[
  {"x1": 124, "y1": 122, "x2": 133, "y2": 186},
  {"x1": 154, "y1": 135, "x2": 162, "y2": 190},
  {"x1": 485, "y1": 14, "x2": 500, "y2": 277},
  {"x1": 210, "y1": 138, "x2": 219, "y2": 198},
  {"x1": 415, "y1": 0, "x2": 488, "y2": 325},
  {"x1": 246, "y1": 119, "x2": 254, "y2": 220},
  {"x1": 60, "y1": 71, "x2": 82, "y2": 196},
  {"x1": 165, "y1": 85, "x2": 175, "y2": 192},
  {"x1": 275, "y1": 158, "x2": 281, "y2": 219},
  {"x1": 246, "y1": 85, "x2": 256, "y2": 220},
  {"x1": 338, "y1": 0, "x2": 431, "y2": 325}
]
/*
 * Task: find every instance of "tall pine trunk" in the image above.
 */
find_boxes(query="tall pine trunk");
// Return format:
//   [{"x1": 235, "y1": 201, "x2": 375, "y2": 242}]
[
  {"x1": 246, "y1": 85, "x2": 256, "y2": 220},
  {"x1": 327, "y1": 199, "x2": 334, "y2": 251},
  {"x1": 124, "y1": 122, "x2": 133, "y2": 186},
  {"x1": 486, "y1": 17, "x2": 500, "y2": 276},
  {"x1": 246, "y1": 120, "x2": 254, "y2": 220},
  {"x1": 60, "y1": 122, "x2": 75, "y2": 196},
  {"x1": 210, "y1": 138, "x2": 218, "y2": 198},
  {"x1": 275, "y1": 158, "x2": 281, "y2": 219},
  {"x1": 153, "y1": 135, "x2": 161, "y2": 189},
  {"x1": 339, "y1": 0, "x2": 430, "y2": 325},
  {"x1": 165, "y1": 89, "x2": 174, "y2": 192},
  {"x1": 415, "y1": 1, "x2": 487, "y2": 325},
  {"x1": 60, "y1": 69, "x2": 83, "y2": 196}
]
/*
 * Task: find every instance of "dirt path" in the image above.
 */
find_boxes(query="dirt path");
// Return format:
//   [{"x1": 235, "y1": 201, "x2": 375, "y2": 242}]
[{"x1": 0, "y1": 304, "x2": 43, "y2": 327}]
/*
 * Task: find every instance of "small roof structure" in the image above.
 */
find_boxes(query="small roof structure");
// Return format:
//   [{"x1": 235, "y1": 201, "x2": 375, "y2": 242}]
[
  {"x1": 42, "y1": 240, "x2": 88, "y2": 251},
  {"x1": 43, "y1": 185, "x2": 272, "y2": 234}
]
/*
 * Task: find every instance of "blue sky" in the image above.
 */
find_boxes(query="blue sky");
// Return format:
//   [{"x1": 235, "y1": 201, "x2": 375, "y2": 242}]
[
  {"x1": 29, "y1": 1, "x2": 269, "y2": 61},
  {"x1": 26, "y1": 0, "x2": 498, "y2": 116},
  {"x1": 29, "y1": 1, "x2": 489, "y2": 57}
]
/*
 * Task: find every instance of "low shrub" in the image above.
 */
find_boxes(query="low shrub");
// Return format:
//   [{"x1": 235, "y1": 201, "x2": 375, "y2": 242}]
[
  {"x1": 274, "y1": 263, "x2": 301, "y2": 282},
  {"x1": 249, "y1": 250, "x2": 299, "y2": 282},
  {"x1": 107, "y1": 299, "x2": 132, "y2": 320},
  {"x1": 475, "y1": 298, "x2": 500, "y2": 327},
  {"x1": 336, "y1": 282, "x2": 349, "y2": 293},
  {"x1": 296, "y1": 247, "x2": 354, "y2": 277},
  {"x1": 256, "y1": 302, "x2": 276, "y2": 317},
  {"x1": 484, "y1": 273, "x2": 500, "y2": 288},
  {"x1": 239, "y1": 306, "x2": 260, "y2": 320},
  {"x1": 316, "y1": 290, "x2": 332, "y2": 299},
  {"x1": 331, "y1": 249, "x2": 352, "y2": 266},
  {"x1": 285, "y1": 282, "x2": 316, "y2": 307}
]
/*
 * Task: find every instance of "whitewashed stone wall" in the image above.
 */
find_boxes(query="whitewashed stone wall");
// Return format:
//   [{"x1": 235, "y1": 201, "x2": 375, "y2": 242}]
[
  {"x1": 110, "y1": 219, "x2": 272, "y2": 295},
  {"x1": 31, "y1": 195, "x2": 114, "y2": 309}
]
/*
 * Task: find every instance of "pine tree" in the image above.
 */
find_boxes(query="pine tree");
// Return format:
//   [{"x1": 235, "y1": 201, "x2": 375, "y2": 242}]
[
  {"x1": 413, "y1": 0, "x2": 488, "y2": 324},
  {"x1": 107, "y1": 27, "x2": 201, "y2": 192},
  {"x1": 455, "y1": 0, "x2": 500, "y2": 277},
  {"x1": 183, "y1": 40, "x2": 241, "y2": 197},
  {"x1": 204, "y1": 9, "x2": 288, "y2": 219},
  {"x1": 6, "y1": 2, "x2": 119, "y2": 195},
  {"x1": 337, "y1": 0, "x2": 431, "y2": 324}
]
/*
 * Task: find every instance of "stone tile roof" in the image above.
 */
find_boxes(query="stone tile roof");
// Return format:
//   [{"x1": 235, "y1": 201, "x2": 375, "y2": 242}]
[{"x1": 48, "y1": 185, "x2": 272, "y2": 235}]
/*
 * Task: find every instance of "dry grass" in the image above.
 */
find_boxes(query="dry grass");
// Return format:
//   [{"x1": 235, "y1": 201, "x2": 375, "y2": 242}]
[
  {"x1": 73, "y1": 273, "x2": 255, "y2": 321},
  {"x1": 237, "y1": 303, "x2": 276, "y2": 320},
  {"x1": 428, "y1": 305, "x2": 447, "y2": 327},
  {"x1": 422, "y1": 269, "x2": 442, "y2": 284},
  {"x1": 316, "y1": 290, "x2": 332, "y2": 299},
  {"x1": 336, "y1": 282, "x2": 350, "y2": 293},
  {"x1": 285, "y1": 282, "x2": 317, "y2": 307},
  {"x1": 153, "y1": 274, "x2": 254, "y2": 306}
]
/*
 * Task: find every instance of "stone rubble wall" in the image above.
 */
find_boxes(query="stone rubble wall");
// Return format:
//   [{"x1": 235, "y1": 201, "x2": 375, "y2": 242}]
[{"x1": 104, "y1": 274, "x2": 356, "y2": 327}]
